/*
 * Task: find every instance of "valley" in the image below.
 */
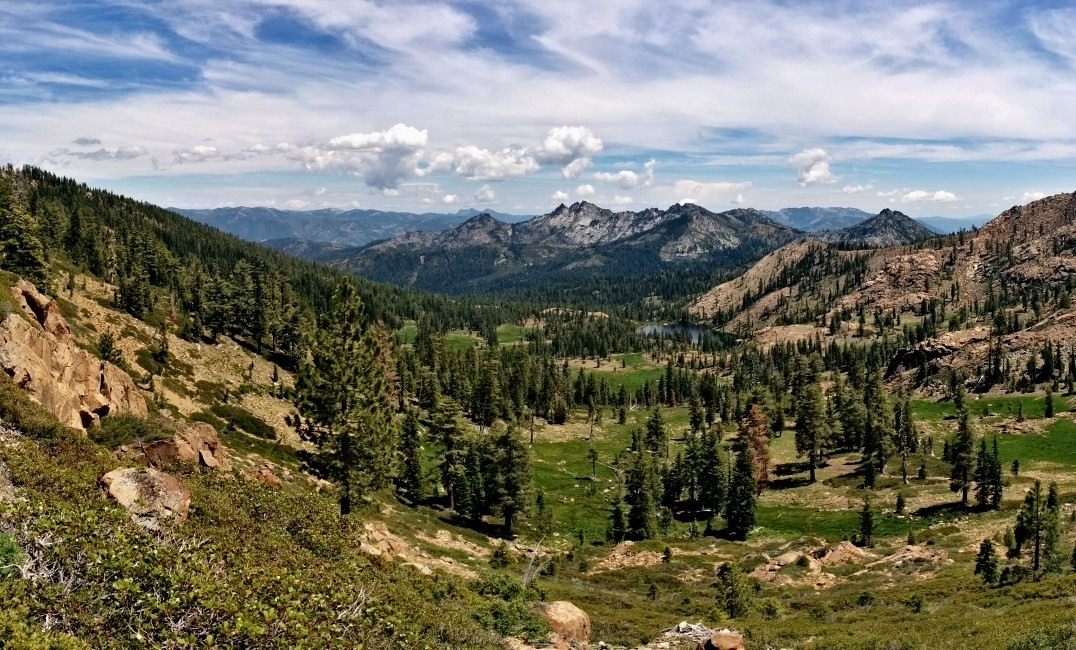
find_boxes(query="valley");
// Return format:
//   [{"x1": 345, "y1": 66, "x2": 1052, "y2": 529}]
[{"x1": 1, "y1": 167, "x2": 1076, "y2": 650}]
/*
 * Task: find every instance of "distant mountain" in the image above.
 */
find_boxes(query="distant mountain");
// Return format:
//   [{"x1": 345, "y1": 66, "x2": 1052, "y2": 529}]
[
  {"x1": 914, "y1": 214, "x2": 992, "y2": 234},
  {"x1": 170, "y1": 206, "x2": 530, "y2": 248},
  {"x1": 816, "y1": 208, "x2": 936, "y2": 247},
  {"x1": 325, "y1": 201, "x2": 799, "y2": 294},
  {"x1": 764, "y1": 207, "x2": 872, "y2": 232}
]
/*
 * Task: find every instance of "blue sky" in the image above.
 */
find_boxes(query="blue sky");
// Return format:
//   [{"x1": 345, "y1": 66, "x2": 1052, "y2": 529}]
[{"x1": 2, "y1": 1, "x2": 1075, "y2": 216}]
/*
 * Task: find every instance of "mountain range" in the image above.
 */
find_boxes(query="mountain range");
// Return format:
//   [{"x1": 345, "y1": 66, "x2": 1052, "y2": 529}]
[
  {"x1": 290, "y1": 202, "x2": 936, "y2": 295},
  {"x1": 171, "y1": 206, "x2": 530, "y2": 248}
]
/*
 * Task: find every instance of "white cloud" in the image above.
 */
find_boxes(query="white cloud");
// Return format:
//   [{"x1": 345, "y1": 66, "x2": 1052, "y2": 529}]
[
  {"x1": 47, "y1": 145, "x2": 147, "y2": 161},
  {"x1": 442, "y1": 193, "x2": 459, "y2": 204},
  {"x1": 471, "y1": 184, "x2": 496, "y2": 203},
  {"x1": 328, "y1": 123, "x2": 428, "y2": 150},
  {"x1": 561, "y1": 156, "x2": 592, "y2": 179},
  {"x1": 1022, "y1": 191, "x2": 1046, "y2": 203},
  {"x1": 534, "y1": 126, "x2": 603, "y2": 164},
  {"x1": 552, "y1": 190, "x2": 570, "y2": 202},
  {"x1": 732, "y1": 192, "x2": 745, "y2": 204},
  {"x1": 674, "y1": 179, "x2": 751, "y2": 205},
  {"x1": 842, "y1": 184, "x2": 873, "y2": 194},
  {"x1": 790, "y1": 148, "x2": 837, "y2": 186},
  {"x1": 452, "y1": 145, "x2": 539, "y2": 181},
  {"x1": 173, "y1": 145, "x2": 220, "y2": 164},
  {"x1": 593, "y1": 159, "x2": 655, "y2": 189},
  {"x1": 576, "y1": 184, "x2": 595, "y2": 197},
  {"x1": 900, "y1": 190, "x2": 958, "y2": 203},
  {"x1": 611, "y1": 195, "x2": 633, "y2": 205}
]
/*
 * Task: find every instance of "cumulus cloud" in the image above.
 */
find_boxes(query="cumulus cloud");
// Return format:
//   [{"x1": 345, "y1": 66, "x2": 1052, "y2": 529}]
[
  {"x1": 173, "y1": 144, "x2": 220, "y2": 164},
  {"x1": 611, "y1": 195, "x2": 633, "y2": 205},
  {"x1": 328, "y1": 123, "x2": 428, "y2": 189},
  {"x1": 901, "y1": 189, "x2": 958, "y2": 203},
  {"x1": 842, "y1": 184, "x2": 874, "y2": 194},
  {"x1": 72, "y1": 137, "x2": 101, "y2": 146},
  {"x1": 552, "y1": 190, "x2": 570, "y2": 202},
  {"x1": 442, "y1": 194, "x2": 459, "y2": 204},
  {"x1": 561, "y1": 156, "x2": 592, "y2": 180},
  {"x1": 674, "y1": 179, "x2": 752, "y2": 204},
  {"x1": 452, "y1": 145, "x2": 539, "y2": 181},
  {"x1": 732, "y1": 192, "x2": 745, "y2": 204},
  {"x1": 576, "y1": 184, "x2": 595, "y2": 197},
  {"x1": 1022, "y1": 191, "x2": 1046, "y2": 202},
  {"x1": 534, "y1": 126, "x2": 603, "y2": 165},
  {"x1": 471, "y1": 184, "x2": 496, "y2": 203},
  {"x1": 48, "y1": 145, "x2": 148, "y2": 161},
  {"x1": 593, "y1": 159, "x2": 655, "y2": 189},
  {"x1": 790, "y1": 148, "x2": 838, "y2": 186}
]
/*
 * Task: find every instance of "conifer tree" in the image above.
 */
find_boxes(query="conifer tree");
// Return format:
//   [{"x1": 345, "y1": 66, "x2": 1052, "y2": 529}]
[
  {"x1": 697, "y1": 428, "x2": 726, "y2": 524},
  {"x1": 1045, "y1": 385, "x2": 1055, "y2": 418},
  {"x1": 626, "y1": 450, "x2": 659, "y2": 540},
  {"x1": 608, "y1": 483, "x2": 628, "y2": 543},
  {"x1": 716, "y1": 562, "x2": 753, "y2": 618},
  {"x1": 974, "y1": 435, "x2": 991, "y2": 509},
  {"x1": 949, "y1": 409, "x2": 975, "y2": 507},
  {"x1": 794, "y1": 381, "x2": 828, "y2": 483},
  {"x1": 645, "y1": 408, "x2": 668, "y2": 458},
  {"x1": 990, "y1": 435, "x2": 1003, "y2": 510},
  {"x1": 858, "y1": 495, "x2": 875, "y2": 548},
  {"x1": 893, "y1": 398, "x2": 916, "y2": 484},
  {"x1": 295, "y1": 280, "x2": 396, "y2": 514},
  {"x1": 975, "y1": 539, "x2": 999, "y2": 585},
  {"x1": 726, "y1": 430, "x2": 757, "y2": 541},
  {"x1": 744, "y1": 404, "x2": 770, "y2": 494},
  {"x1": 398, "y1": 407, "x2": 425, "y2": 501},
  {"x1": 491, "y1": 423, "x2": 532, "y2": 535},
  {"x1": 0, "y1": 180, "x2": 48, "y2": 287}
]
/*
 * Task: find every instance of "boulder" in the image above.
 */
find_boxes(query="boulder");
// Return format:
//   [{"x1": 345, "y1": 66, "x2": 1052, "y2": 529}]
[
  {"x1": 534, "y1": 601, "x2": 590, "y2": 644},
  {"x1": 252, "y1": 464, "x2": 283, "y2": 489},
  {"x1": 0, "y1": 280, "x2": 147, "y2": 432},
  {"x1": 697, "y1": 630, "x2": 745, "y2": 650},
  {"x1": 100, "y1": 467, "x2": 190, "y2": 530},
  {"x1": 119, "y1": 421, "x2": 230, "y2": 471}
]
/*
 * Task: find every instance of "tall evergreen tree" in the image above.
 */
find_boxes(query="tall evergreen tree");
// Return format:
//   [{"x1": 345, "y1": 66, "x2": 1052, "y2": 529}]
[
  {"x1": 295, "y1": 280, "x2": 396, "y2": 514},
  {"x1": 949, "y1": 409, "x2": 975, "y2": 507},
  {"x1": 726, "y1": 429, "x2": 757, "y2": 540},
  {"x1": 744, "y1": 405, "x2": 770, "y2": 494},
  {"x1": 893, "y1": 398, "x2": 916, "y2": 484},
  {"x1": 697, "y1": 428, "x2": 726, "y2": 524},
  {"x1": 491, "y1": 423, "x2": 532, "y2": 535},
  {"x1": 0, "y1": 180, "x2": 48, "y2": 287},
  {"x1": 794, "y1": 381, "x2": 828, "y2": 483},
  {"x1": 398, "y1": 407, "x2": 425, "y2": 501},
  {"x1": 626, "y1": 450, "x2": 659, "y2": 540},
  {"x1": 974, "y1": 539, "x2": 999, "y2": 585}
]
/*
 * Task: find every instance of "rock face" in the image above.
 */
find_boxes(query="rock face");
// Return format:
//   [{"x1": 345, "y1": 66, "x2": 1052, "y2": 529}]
[
  {"x1": 534, "y1": 601, "x2": 591, "y2": 644},
  {"x1": 0, "y1": 280, "x2": 147, "y2": 431},
  {"x1": 117, "y1": 421, "x2": 230, "y2": 471},
  {"x1": 697, "y1": 630, "x2": 745, "y2": 650},
  {"x1": 100, "y1": 467, "x2": 191, "y2": 529}
]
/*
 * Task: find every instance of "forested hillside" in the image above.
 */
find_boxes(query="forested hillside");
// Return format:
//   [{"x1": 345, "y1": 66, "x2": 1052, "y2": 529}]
[{"x1": 2, "y1": 168, "x2": 1076, "y2": 649}]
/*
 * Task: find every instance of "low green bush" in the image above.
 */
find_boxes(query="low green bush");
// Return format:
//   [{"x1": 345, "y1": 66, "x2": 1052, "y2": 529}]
[
  {"x1": 88, "y1": 414, "x2": 175, "y2": 449},
  {"x1": 211, "y1": 404, "x2": 276, "y2": 440},
  {"x1": 0, "y1": 372, "x2": 67, "y2": 439}
]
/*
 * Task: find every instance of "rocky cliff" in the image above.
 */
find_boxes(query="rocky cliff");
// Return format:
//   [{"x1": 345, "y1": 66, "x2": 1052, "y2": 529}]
[{"x1": 0, "y1": 279, "x2": 147, "y2": 431}]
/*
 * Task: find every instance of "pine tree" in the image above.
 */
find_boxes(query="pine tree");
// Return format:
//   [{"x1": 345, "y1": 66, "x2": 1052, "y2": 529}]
[
  {"x1": 398, "y1": 407, "x2": 425, "y2": 501},
  {"x1": 0, "y1": 181, "x2": 48, "y2": 288},
  {"x1": 608, "y1": 483, "x2": 628, "y2": 543},
  {"x1": 859, "y1": 495, "x2": 874, "y2": 548},
  {"x1": 974, "y1": 435, "x2": 991, "y2": 509},
  {"x1": 989, "y1": 434, "x2": 1004, "y2": 510},
  {"x1": 974, "y1": 539, "x2": 999, "y2": 585},
  {"x1": 1045, "y1": 385, "x2": 1055, "y2": 418},
  {"x1": 726, "y1": 431, "x2": 757, "y2": 541},
  {"x1": 893, "y1": 398, "x2": 916, "y2": 484},
  {"x1": 492, "y1": 423, "x2": 532, "y2": 535},
  {"x1": 794, "y1": 381, "x2": 828, "y2": 483},
  {"x1": 645, "y1": 408, "x2": 668, "y2": 458},
  {"x1": 295, "y1": 280, "x2": 396, "y2": 514},
  {"x1": 949, "y1": 409, "x2": 975, "y2": 507},
  {"x1": 626, "y1": 450, "x2": 658, "y2": 540},
  {"x1": 716, "y1": 562, "x2": 753, "y2": 618},
  {"x1": 744, "y1": 405, "x2": 770, "y2": 494},
  {"x1": 697, "y1": 428, "x2": 726, "y2": 524}
]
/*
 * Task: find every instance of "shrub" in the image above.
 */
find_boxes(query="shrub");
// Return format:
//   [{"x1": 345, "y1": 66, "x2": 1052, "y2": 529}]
[
  {"x1": 211, "y1": 404, "x2": 276, "y2": 439},
  {"x1": 89, "y1": 414, "x2": 175, "y2": 449},
  {"x1": 0, "y1": 372, "x2": 67, "y2": 439}
]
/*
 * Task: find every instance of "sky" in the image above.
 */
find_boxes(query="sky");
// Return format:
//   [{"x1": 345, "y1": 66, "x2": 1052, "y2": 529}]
[{"x1": 2, "y1": 1, "x2": 1076, "y2": 217}]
